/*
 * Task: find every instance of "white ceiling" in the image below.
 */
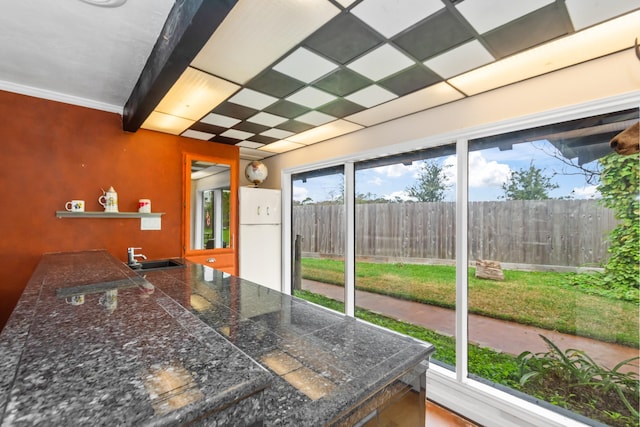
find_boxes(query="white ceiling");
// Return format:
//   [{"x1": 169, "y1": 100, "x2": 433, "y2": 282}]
[
  {"x1": 0, "y1": 0, "x2": 638, "y2": 160},
  {"x1": 0, "y1": 0, "x2": 174, "y2": 112}
]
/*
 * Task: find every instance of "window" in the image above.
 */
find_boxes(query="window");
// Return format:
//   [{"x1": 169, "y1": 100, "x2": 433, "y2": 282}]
[
  {"x1": 286, "y1": 107, "x2": 639, "y2": 426},
  {"x1": 291, "y1": 166, "x2": 345, "y2": 312},
  {"x1": 354, "y1": 144, "x2": 457, "y2": 369}
]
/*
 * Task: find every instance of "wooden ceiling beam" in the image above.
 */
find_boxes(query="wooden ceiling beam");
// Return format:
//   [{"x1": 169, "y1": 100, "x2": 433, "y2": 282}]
[{"x1": 123, "y1": 0, "x2": 237, "y2": 132}]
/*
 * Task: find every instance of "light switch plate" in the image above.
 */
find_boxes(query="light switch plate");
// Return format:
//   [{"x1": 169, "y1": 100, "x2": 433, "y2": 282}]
[{"x1": 141, "y1": 217, "x2": 161, "y2": 230}]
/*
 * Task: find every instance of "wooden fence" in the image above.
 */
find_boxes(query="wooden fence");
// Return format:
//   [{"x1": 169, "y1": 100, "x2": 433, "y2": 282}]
[{"x1": 292, "y1": 200, "x2": 617, "y2": 268}]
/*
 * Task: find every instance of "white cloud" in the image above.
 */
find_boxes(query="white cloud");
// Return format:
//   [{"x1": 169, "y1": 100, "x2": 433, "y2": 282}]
[
  {"x1": 469, "y1": 152, "x2": 512, "y2": 187},
  {"x1": 375, "y1": 162, "x2": 419, "y2": 178},
  {"x1": 445, "y1": 152, "x2": 512, "y2": 188},
  {"x1": 572, "y1": 185, "x2": 600, "y2": 199},
  {"x1": 383, "y1": 190, "x2": 417, "y2": 202},
  {"x1": 292, "y1": 186, "x2": 309, "y2": 201}
]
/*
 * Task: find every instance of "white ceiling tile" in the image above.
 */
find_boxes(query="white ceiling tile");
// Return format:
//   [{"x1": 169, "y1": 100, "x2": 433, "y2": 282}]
[
  {"x1": 239, "y1": 147, "x2": 270, "y2": 160},
  {"x1": 247, "y1": 112, "x2": 288, "y2": 127},
  {"x1": 200, "y1": 113, "x2": 241, "y2": 128},
  {"x1": 347, "y1": 44, "x2": 415, "y2": 81},
  {"x1": 273, "y1": 47, "x2": 338, "y2": 83},
  {"x1": 457, "y1": 0, "x2": 554, "y2": 34},
  {"x1": 345, "y1": 85, "x2": 397, "y2": 108},
  {"x1": 424, "y1": 40, "x2": 495, "y2": 79},
  {"x1": 154, "y1": 67, "x2": 240, "y2": 121},
  {"x1": 295, "y1": 111, "x2": 337, "y2": 126},
  {"x1": 236, "y1": 141, "x2": 265, "y2": 149},
  {"x1": 286, "y1": 86, "x2": 337, "y2": 109},
  {"x1": 141, "y1": 111, "x2": 193, "y2": 135},
  {"x1": 259, "y1": 140, "x2": 305, "y2": 153},
  {"x1": 260, "y1": 128, "x2": 295, "y2": 139},
  {"x1": 346, "y1": 82, "x2": 464, "y2": 127},
  {"x1": 351, "y1": 0, "x2": 444, "y2": 38},
  {"x1": 220, "y1": 129, "x2": 255, "y2": 140},
  {"x1": 228, "y1": 88, "x2": 278, "y2": 110},
  {"x1": 192, "y1": 0, "x2": 340, "y2": 84},
  {"x1": 565, "y1": 0, "x2": 640, "y2": 30},
  {"x1": 182, "y1": 129, "x2": 215, "y2": 140},
  {"x1": 287, "y1": 120, "x2": 364, "y2": 145}
]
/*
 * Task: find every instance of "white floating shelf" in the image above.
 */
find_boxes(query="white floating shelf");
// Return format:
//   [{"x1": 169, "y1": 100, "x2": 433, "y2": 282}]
[{"x1": 55, "y1": 211, "x2": 165, "y2": 219}]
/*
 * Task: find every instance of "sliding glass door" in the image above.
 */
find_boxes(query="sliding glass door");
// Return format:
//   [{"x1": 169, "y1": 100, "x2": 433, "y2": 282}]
[
  {"x1": 291, "y1": 166, "x2": 345, "y2": 313},
  {"x1": 353, "y1": 145, "x2": 457, "y2": 370}
]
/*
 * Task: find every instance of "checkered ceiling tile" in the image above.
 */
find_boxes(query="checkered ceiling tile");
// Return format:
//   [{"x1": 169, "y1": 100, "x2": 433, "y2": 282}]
[{"x1": 172, "y1": 0, "x2": 640, "y2": 159}]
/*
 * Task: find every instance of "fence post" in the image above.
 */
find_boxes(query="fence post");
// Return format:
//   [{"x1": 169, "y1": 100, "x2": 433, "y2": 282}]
[{"x1": 293, "y1": 234, "x2": 303, "y2": 291}]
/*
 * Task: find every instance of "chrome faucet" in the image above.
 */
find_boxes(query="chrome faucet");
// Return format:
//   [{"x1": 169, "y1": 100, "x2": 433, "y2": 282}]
[{"x1": 127, "y1": 247, "x2": 147, "y2": 267}]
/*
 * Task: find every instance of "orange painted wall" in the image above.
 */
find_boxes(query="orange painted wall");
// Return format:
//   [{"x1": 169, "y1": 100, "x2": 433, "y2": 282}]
[{"x1": 0, "y1": 90, "x2": 238, "y2": 330}]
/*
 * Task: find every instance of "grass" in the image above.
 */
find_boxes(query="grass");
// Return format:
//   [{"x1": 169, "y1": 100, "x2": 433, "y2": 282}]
[
  {"x1": 294, "y1": 289, "x2": 640, "y2": 427},
  {"x1": 301, "y1": 258, "x2": 640, "y2": 347}
]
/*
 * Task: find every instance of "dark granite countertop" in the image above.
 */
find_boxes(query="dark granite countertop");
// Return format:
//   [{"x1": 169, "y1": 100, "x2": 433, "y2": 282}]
[{"x1": 0, "y1": 250, "x2": 434, "y2": 426}]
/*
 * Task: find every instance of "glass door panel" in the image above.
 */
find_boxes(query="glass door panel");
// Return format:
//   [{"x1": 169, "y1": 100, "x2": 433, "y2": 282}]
[
  {"x1": 291, "y1": 166, "x2": 345, "y2": 313},
  {"x1": 354, "y1": 144, "x2": 457, "y2": 370},
  {"x1": 467, "y1": 109, "x2": 639, "y2": 426}
]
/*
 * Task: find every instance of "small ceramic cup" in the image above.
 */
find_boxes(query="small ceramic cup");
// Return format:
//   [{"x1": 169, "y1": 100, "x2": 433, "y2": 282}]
[{"x1": 65, "y1": 200, "x2": 85, "y2": 212}]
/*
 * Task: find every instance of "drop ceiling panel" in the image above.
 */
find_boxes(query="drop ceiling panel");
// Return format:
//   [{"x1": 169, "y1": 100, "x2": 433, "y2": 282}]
[
  {"x1": 351, "y1": 0, "x2": 444, "y2": 38},
  {"x1": 346, "y1": 82, "x2": 464, "y2": 127},
  {"x1": 565, "y1": 0, "x2": 640, "y2": 30},
  {"x1": 393, "y1": 9, "x2": 474, "y2": 61},
  {"x1": 346, "y1": 44, "x2": 414, "y2": 81},
  {"x1": 154, "y1": 67, "x2": 240, "y2": 121},
  {"x1": 482, "y1": 3, "x2": 572, "y2": 58},
  {"x1": 132, "y1": 1, "x2": 640, "y2": 158},
  {"x1": 191, "y1": 0, "x2": 340, "y2": 84},
  {"x1": 456, "y1": 0, "x2": 555, "y2": 34},
  {"x1": 287, "y1": 120, "x2": 364, "y2": 145},
  {"x1": 304, "y1": 13, "x2": 384, "y2": 64}
]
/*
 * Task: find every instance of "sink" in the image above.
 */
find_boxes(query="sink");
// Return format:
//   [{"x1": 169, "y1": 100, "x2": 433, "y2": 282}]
[{"x1": 128, "y1": 258, "x2": 185, "y2": 271}]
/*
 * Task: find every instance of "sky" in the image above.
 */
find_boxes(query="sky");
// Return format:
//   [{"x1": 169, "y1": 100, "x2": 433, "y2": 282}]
[{"x1": 292, "y1": 139, "x2": 602, "y2": 203}]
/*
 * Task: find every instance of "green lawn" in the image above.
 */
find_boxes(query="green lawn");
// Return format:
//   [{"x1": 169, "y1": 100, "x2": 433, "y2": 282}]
[
  {"x1": 294, "y1": 289, "x2": 639, "y2": 427},
  {"x1": 301, "y1": 258, "x2": 640, "y2": 347}
]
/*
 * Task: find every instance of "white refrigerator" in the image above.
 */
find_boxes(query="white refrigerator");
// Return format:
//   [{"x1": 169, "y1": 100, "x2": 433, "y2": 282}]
[{"x1": 239, "y1": 187, "x2": 281, "y2": 291}]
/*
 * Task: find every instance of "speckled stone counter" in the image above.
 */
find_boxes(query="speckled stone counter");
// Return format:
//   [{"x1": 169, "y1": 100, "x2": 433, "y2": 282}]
[
  {"x1": 0, "y1": 250, "x2": 435, "y2": 426},
  {"x1": 0, "y1": 250, "x2": 271, "y2": 426}
]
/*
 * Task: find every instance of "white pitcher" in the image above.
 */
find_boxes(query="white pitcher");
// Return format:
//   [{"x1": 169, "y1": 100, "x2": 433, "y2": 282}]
[{"x1": 98, "y1": 186, "x2": 118, "y2": 212}]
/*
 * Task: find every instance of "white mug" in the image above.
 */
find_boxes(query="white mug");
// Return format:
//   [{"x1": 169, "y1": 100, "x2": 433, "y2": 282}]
[
  {"x1": 138, "y1": 199, "x2": 151, "y2": 213},
  {"x1": 65, "y1": 200, "x2": 85, "y2": 212}
]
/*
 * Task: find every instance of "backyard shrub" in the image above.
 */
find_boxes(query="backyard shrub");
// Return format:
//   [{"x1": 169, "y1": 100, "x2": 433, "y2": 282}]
[
  {"x1": 517, "y1": 335, "x2": 639, "y2": 427},
  {"x1": 568, "y1": 153, "x2": 639, "y2": 303}
]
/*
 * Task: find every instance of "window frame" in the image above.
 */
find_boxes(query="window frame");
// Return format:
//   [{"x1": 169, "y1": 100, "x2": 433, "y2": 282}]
[{"x1": 281, "y1": 92, "x2": 639, "y2": 427}]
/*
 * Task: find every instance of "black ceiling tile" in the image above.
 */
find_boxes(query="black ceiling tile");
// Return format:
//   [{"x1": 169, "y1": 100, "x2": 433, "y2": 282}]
[
  {"x1": 245, "y1": 69, "x2": 305, "y2": 98},
  {"x1": 393, "y1": 9, "x2": 473, "y2": 61},
  {"x1": 378, "y1": 64, "x2": 442, "y2": 96},
  {"x1": 317, "y1": 98, "x2": 366, "y2": 118},
  {"x1": 248, "y1": 134, "x2": 279, "y2": 144},
  {"x1": 189, "y1": 122, "x2": 225, "y2": 135},
  {"x1": 263, "y1": 100, "x2": 310, "y2": 119},
  {"x1": 211, "y1": 135, "x2": 241, "y2": 145},
  {"x1": 304, "y1": 13, "x2": 384, "y2": 64},
  {"x1": 482, "y1": 3, "x2": 571, "y2": 59},
  {"x1": 232, "y1": 121, "x2": 270, "y2": 134},
  {"x1": 211, "y1": 102, "x2": 257, "y2": 120},
  {"x1": 275, "y1": 120, "x2": 315, "y2": 133},
  {"x1": 313, "y1": 68, "x2": 372, "y2": 96}
]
